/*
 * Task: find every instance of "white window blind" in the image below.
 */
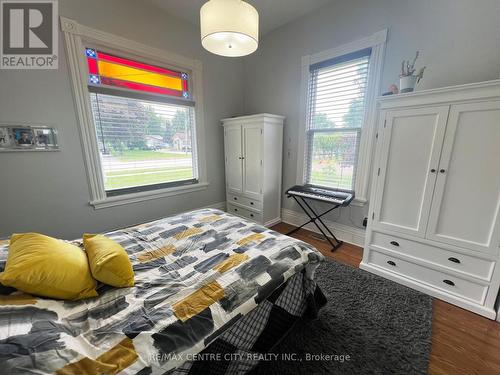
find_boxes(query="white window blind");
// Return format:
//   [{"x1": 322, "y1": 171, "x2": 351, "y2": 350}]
[
  {"x1": 90, "y1": 93, "x2": 197, "y2": 195},
  {"x1": 305, "y1": 48, "x2": 371, "y2": 191}
]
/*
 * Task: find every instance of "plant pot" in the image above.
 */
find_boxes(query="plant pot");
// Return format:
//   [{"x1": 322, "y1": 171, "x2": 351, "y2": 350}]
[{"x1": 400, "y1": 75, "x2": 418, "y2": 93}]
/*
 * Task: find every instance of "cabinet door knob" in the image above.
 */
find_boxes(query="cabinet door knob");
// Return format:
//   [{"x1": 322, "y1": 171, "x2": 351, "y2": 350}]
[
  {"x1": 448, "y1": 257, "x2": 461, "y2": 264},
  {"x1": 443, "y1": 279, "x2": 455, "y2": 286},
  {"x1": 234, "y1": 208, "x2": 238, "y2": 212},
  {"x1": 440, "y1": 169, "x2": 446, "y2": 173},
  {"x1": 390, "y1": 241, "x2": 400, "y2": 247},
  {"x1": 233, "y1": 197, "x2": 237, "y2": 200},
  {"x1": 250, "y1": 202, "x2": 254, "y2": 205},
  {"x1": 387, "y1": 260, "x2": 396, "y2": 266},
  {"x1": 430, "y1": 169, "x2": 436, "y2": 173},
  {"x1": 250, "y1": 213, "x2": 254, "y2": 217}
]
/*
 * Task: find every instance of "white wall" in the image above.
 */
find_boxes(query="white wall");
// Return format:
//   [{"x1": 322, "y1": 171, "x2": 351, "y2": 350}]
[
  {"x1": 242, "y1": 0, "x2": 500, "y2": 229},
  {"x1": 2, "y1": 0, "x2": 499, "y2": 239},
  {"x1": 0, "y1": 0, "x2": 244, "y2": 239}
]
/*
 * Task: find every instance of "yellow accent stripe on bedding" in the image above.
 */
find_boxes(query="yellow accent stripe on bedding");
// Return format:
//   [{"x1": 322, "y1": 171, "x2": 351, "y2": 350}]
[
  {"x1": 56, "y1": 337, "x2": 138, "y2": 375},
  {"x1": 199, "y1": 214, "x2": 222, "y2": 222},
  {"x1": 174, "y1": 227, "x2": 203, "y2": 240},
  {"x1": 137, "y1": 244, "x2": 176, "y2": 263},
  {"x1": 0, "y1": 294, "x2": 37, "y2": 305},
  {"x1": 237, "y1": 233, "x2": 265, "y2": 246},
  {"x1": 173, "y1": 281, "x2": 225, "y2": 322}
]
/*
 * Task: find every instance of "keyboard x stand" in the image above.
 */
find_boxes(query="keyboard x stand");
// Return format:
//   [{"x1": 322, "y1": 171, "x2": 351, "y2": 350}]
[{"x1": 286, "y1": 194, "x2": 343, "y2": 251}]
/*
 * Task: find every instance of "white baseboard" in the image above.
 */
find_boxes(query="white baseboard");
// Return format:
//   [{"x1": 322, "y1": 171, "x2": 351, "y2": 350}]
[
  {"x1": 281, "y1": 208, "x2": 366, "y2": 247},
  {"x1": 265, "y1": 217, "x2": 282, "y2": 227}
]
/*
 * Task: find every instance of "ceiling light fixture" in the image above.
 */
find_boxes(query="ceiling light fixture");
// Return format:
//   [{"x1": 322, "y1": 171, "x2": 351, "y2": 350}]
[{"x1": 200, "y1": 0, "x2": 259, "y2": 57}]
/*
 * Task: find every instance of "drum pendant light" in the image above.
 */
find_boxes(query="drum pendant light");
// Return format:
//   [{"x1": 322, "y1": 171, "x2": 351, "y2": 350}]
[{"x1": 200, "y1": 0, "x2": 259, "y2": 57}]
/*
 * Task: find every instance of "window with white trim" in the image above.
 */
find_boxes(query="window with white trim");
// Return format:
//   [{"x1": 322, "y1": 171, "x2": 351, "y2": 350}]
[
  {"x1": 61, "y1": 17, "x2": 207, "y2": 209},
  {"x1": 298, "y1": 30, "x2": 387, "y2": 204},
  {"x1": 305, "y1": 48, "x2": 371, "y2": 191},
  {"x1": 85, "y1": 47, "x2": 198, "y2": 196}
]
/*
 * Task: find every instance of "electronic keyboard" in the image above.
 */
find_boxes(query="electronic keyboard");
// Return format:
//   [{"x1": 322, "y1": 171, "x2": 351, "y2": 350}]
[{"x1": 286, "y1": 185, "x2": 355, "y2": 206}]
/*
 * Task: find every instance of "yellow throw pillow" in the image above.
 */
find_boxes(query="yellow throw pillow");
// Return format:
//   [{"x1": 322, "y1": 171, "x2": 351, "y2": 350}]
[
  {"x1": 83, "y1": 234, "x2": 134, "y2": 288},
  {"x1": 0, "y1": 233, "x2": 98, "y2": 300}
]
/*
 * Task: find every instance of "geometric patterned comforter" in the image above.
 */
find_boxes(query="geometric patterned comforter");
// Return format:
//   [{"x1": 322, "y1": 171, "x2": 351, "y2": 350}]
[{"x1": 0, "y1": 208, "x2": 325, "y2": 374}]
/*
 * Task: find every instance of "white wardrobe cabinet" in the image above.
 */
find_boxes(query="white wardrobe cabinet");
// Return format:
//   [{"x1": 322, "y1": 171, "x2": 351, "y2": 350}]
[
  {"x1": 361, "y1": 80, "x2": 500, "y2": 319},
  {"x1": 426, "y1": 101, "x2": 500, "y2": 253},
  {"x1": 222, "y1": 114, "x2": 284, "y2": 226},
  {"x1": 371, "y1": 106, "x2": 449, "y2": 238}
]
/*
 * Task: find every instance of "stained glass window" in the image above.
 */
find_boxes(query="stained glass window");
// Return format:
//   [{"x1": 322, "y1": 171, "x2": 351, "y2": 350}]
[
  {"x1": 84, "y1": 47, "x2": 198, "y2": 196},
  {"x1": 85, "y1": 48, "x2": 190, "y2": 100}
]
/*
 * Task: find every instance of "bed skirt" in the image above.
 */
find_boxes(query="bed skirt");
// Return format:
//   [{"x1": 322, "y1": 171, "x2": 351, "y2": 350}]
[{"x1": 165, "y1": 270, "x2": 327, "y2": 375}]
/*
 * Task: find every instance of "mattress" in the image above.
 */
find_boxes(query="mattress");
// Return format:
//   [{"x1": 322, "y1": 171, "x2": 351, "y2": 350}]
[{"x1": 0, "y1": 208, "x2": 324, "y2": 374}]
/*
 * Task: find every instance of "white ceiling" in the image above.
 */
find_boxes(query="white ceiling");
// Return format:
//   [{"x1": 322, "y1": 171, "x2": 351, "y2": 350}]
[{"x1": 149, "y1": 0, "x2": 334, "y2": 36}]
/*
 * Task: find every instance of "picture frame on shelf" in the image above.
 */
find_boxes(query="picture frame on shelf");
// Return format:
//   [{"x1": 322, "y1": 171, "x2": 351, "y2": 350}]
[
  {"x1": 0, "y1": 127, "x2": 12, "y2": 148},
  {"x1": 0, "y1": 125, "x2": 59, "y2": 151},
  {"x1": 13, "y1": 127, "x2": 35, "y2": 147}
]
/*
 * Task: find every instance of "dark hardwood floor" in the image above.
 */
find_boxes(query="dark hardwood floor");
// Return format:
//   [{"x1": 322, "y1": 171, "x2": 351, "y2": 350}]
[{"x1": 272, "y1": 223, "x2": 500, "y2": 375}]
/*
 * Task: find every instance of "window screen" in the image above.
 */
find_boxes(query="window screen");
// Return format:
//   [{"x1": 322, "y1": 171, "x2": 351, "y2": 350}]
[{"x1": 305, "y1": 48, "x2": 371, "y2": 190}]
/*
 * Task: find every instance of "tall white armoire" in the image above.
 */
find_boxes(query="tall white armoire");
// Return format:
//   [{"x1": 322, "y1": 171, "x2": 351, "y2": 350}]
[
  {"x1": 361, "y1": 80, "x2": 500, "y2": 319},
  {"x1": 222, "y1": 113, "x2": 284, "y2": 226}
]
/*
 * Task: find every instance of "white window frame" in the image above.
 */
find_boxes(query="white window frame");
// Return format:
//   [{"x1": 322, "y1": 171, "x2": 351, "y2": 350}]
[
  {"x1": 61, "y1": 17, "x2": 208, "y2": 209},
  {"x1": 297, "y1": 29, "x2": 387, "y2": 205}
]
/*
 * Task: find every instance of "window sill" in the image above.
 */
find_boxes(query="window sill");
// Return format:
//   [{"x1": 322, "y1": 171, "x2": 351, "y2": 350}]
[
  {"x1": 90, "y1": 182, "x2": 209, "y2": 209},
  {"x1": 351, "y1": 197, "x2": 367, "y2": 207}
]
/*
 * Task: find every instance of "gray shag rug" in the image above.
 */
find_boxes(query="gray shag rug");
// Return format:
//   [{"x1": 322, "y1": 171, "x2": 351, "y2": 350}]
[{"x1": 251, "y1": 257, "x2": 433, "y2": 374}]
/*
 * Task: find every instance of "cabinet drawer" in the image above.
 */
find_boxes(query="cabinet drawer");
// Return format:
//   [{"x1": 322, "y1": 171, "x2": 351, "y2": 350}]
[
  {"x1": 227, "y1": 194, "x2": 262, "y2": 210},
  {"x1": 371, "y1": 231, "x2": 495, "y2": 281},
  {"x1": 368, "y1": 249, "x2": 488, "y2": 304},
  {"x1": 227, "y1": 203, "x2": 262, "y2": 223}
]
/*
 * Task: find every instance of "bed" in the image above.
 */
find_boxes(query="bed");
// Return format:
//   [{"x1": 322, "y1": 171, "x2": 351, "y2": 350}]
[{"x1": 0, "y1": 208, "x2": 326, "y2": 374}]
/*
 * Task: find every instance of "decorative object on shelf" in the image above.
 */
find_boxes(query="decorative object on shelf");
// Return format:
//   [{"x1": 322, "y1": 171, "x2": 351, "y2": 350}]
[
  {"x1": 400, "y1": 51, "x2": 426, "y2": 93},
  {"x1": 0, "y1": 125, "x2": 59, "y2": 151},
  {"x1": 382, "y1": 84, "x2": 400, "y2": 96},
  {"x1": 200, "y1": 0, "x2": 259, "y2": 57}
]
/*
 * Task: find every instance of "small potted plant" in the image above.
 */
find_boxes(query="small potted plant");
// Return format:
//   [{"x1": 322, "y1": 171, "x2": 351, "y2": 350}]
[{"x1": 400, "y1": 51, "x2": 426, "y2": 93}]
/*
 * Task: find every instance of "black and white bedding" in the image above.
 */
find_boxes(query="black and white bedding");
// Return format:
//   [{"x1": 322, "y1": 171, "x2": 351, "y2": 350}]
[{"x1": 0, "y1": 208, "x2": 325, "y2": 374}]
